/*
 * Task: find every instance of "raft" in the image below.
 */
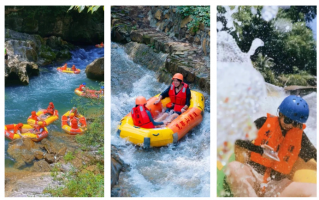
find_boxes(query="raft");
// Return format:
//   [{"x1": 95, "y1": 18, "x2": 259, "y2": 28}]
[
  {"x1": 95, "y1": 44, "x2": 104, "y2": 48},
  {"x1": 117, "y1": 90, "x2": 205, "y2": 148},
  {"x1": 5, "y1": 124, "x2": 49, "y2": 142},
  {"x1": 217, "y1": 145, "x2": 317, "y2": 197},
  {"x1": 74, "y1": 88, "x2": 104, "y2": 99},
  {"x1": 27, "y1": 109, "x2": 59, "y2": 126},
  {"x1": 57, "y1": 67, "x2": 81, "y2": 74},
  {"x1": 61, "y1": 111, "x2": 87, "y2": 135}
]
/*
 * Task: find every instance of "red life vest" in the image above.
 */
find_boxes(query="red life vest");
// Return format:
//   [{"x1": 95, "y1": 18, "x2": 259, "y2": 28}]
[
  {"x1": 71, "y1": 118, "x2": 79, "y2": 129},
  {"x1": 14, "y1": 125, "x2": 23, "y2": 134},
  {"x1": 168, "y1": 83, "x2": 189, "y2": 112},
  {"x1": 47, "y1": 105, "x2": 54, "y2": 115},
  {"x1": 250, "y1": 113, "x2": 305, "y2": 175},
  {"x1": 79, "y1": 85, "x2": 85, "y2": 91},
  {"x1": 131, "y1": 105, "x2": 155, "y2": 129},
  {"x1": 70, "y1": 109, "x2": 78, "y2": 117},
  {"x1": 29, "y1": 114, "x2": 39, "y2": 121}
]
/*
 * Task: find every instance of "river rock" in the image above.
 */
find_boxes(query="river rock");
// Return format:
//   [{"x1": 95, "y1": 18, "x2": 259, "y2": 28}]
[
  {"x1": 111, "y1": 158, "x2": 122, "y2": 189},
  {"x1": 30, "y1": 160, "x2": 51, "y2": 172},
  {"x1": 41, "y1": 138, "x2": 57, "y2": 154},
  {"x1": 34, "y1": 150, "x2": 44, "y2": 160},
  {"x1": 44, "y1": 154, "x2": 56, "y2": 164},
  {"x1": 13, "y1": 160, "x2": 26, "y2": 169},
  {"x1": 85, "y1": 57, "x2": 104, "y2": 81},
  {"x1": 57, "y1": 146, "x2": 67, "y2": 157}
]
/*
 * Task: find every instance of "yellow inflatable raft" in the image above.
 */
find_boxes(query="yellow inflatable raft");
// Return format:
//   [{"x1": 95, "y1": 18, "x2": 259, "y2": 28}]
[
  {"x1": 117, "y1": 90, "x2": 205, "y2": 148},
  {"x1": 27, "y1": 109, "x2": 59, "y2": 126},
  {"x1": 61, "y1": 111, "x2": 87, "y2": 135},
  {"x1": 74, "y1": 88, "x2": 104, "y2": 99},
  {"x1": 57, "y1": 67, "x2": 81, "y2": 74},
  {"x1": 5, "y1": 124, "x2": 49, "y2": 142}
]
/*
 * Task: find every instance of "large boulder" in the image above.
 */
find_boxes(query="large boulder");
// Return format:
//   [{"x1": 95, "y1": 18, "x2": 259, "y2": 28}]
[
  {"x1": 85, "y1": 57, "x2": 104, "y2": 81},
  {"x1": 7, "y1": 139, "x2": 40, "y2": 164}
]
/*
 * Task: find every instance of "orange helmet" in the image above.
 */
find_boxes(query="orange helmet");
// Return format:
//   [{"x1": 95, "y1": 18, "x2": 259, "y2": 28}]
[
  {"x1": 49, "y1": 102, "x2": 54, "y2": 105},
  {"x1": 17, "y1": 123, "x2": 23, "y2": 127},
  {"x1": 72, "y1": 65, "x2": 75, "y2": 67},
  {"x1": 135, "y1": 96, "x2": 147, "y2": 105},
  {"x1": 31, "y1": 111, "x2": 36, "y2": 115},
  {"x1": 38, "y1": 121, "x2": 43, "y2": 126},
  {"x1": 172, "y1": 73, "x2": 183, "y2": 82}
]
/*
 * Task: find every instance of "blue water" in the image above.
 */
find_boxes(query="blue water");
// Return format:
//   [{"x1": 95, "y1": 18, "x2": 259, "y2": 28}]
[{"x1": 5, "y1": 46, "x2": 104, "y2": 164}]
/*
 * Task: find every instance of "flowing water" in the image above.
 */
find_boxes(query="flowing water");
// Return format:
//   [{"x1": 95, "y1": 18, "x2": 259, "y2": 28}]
[
  {"x1": 5, "y1": 46, "x2": 104, "y2": 167},
  {"x1": 111, "y1": 42, "x2": 210, "y2": 197}
]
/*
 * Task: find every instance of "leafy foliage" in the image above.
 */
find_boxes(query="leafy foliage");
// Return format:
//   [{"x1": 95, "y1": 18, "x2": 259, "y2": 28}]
[
  {"x1": 217, "y1": 6, "x2": 317, "y2": 80},
  {"x1": 68, "y1": 5, "x2": 103, "y2": 14},
  {"x1": 64, "y1": 151, "x2": 75, "y2": 162},
  {"x1": 177, "y1": 6, "x2": 210, "y2": 33}
]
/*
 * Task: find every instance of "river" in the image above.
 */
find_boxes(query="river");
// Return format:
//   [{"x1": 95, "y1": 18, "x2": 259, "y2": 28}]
[
  {"x1": 5, "y1": 46, "x2": 104, "y2": 167},
  {"x1": 111, "y1": 42, "x2": 210, "y2": 197}
]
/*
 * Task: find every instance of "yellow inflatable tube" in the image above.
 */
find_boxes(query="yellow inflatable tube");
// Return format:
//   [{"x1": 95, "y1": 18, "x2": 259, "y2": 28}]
[
  {"x1": 27, "y1": 109, "x2": 59, "y2": 126},
  {"x1": 5, "y1": 124, "x2": 49, "y2": 142},
  {"x1": 117, "y1": 90, "x2": 205, "y2": 148},
  {"x1": 61, "y1": 111, "x2": 87, "y2": 135}
]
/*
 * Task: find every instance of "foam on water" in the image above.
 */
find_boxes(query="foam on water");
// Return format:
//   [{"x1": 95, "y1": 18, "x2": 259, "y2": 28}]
[{"x1": 111, "y1": 43, "x2": 210, "y2": 197}]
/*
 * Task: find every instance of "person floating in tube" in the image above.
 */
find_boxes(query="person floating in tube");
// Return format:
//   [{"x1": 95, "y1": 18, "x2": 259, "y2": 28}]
[
  {"x1": 14, "y1": 123, "x2": 25, "y2": 138},
  {"x1": 43, "y1": 102, "x2": 55, "y2": 119},
  {"x1": 131, "y1": 96, "x2": 168, "y2": 128},
  {"x1": 154, "y1": 73, "x2": 191, "y2": 124},
  {"x1": 69, "y1": 107, "x2": 79, "y2": 118},
  {"x1": 32, "y1": 121, "x2": 45, "y2": 135},
  {"x1": 61, "y1": 63, "x2": 67, "y2": 70},
  {"x1": 71, "y1": 64, "x2": 77, "y2": 71},
  {"x1": 28, "y1": 111, "x2": 41, "y2": 122},
  {"x1": 225, "y1": 95, "x2": 317, "y2": 197}
]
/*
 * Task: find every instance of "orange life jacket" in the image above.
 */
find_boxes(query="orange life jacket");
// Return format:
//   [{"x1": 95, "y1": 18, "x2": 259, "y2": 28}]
[
  {"x1": 71, "y1": 118, "x2": 79, "y2": 129},
  {"x1": 168, "y1": 83, "x2": 188, "y2": 112},
  {"x1": 131, "y1": 105, "x2": 155, "y2": 129},
  {"x1": 34, "y1": 125, "x2": 44, "y2": 133},
  {"x1": 14, "y1": 125, "x2": 22, "y2": 134},
  {"x1": 70, "y1": 109, "x2": 78, "y2": 117},
  {"x1": 47, "y1": 105, "x2": 54, "y2": 115},
  {"x1": 250, "y1": 113, "x2": 305, "y2": 175},
  {"x1": 71, "y1": 66, "x2": 76, "y2": 71},
  {"x1": 29, "y1": 114, "x2": 39, "y2": 121},
  {"x1": 79, "y1": 85, "x2": 85, "y2": 92}
]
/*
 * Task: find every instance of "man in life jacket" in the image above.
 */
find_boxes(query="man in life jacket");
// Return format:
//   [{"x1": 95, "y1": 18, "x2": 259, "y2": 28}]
[
  {"x1": 154, "y1": 73, "x2": 191, "y2": 123},
  {"x1": 71, "y1": 65, "x2": 77, "y2": 71},
  {"x1": 28, "y1": 111, "x2": 40, "y2": 122},
  {"x1": 46, "y1": 102, "x2": 55, "y2": 116},
  {"x1": 69, "y1": 107, "x2": 79, "y2": 118},
  {"x1": 131, "y1": 96, "x2": 167, "y2": 129},
  {"x1": 225, "y1": 95, "x2": 316, "y2": 197},
  {"x1": 61, "y1": 63, "x2": 67, "y2": 70},
  {"x1": 79, "y1": 83, "x2": 86, "y2": 92},
  {"x1": 32, "y1": 121, "x2": 45, "y2": 135},
  {"x1": 14, "y1": 123, "x2": 24, "y2": 138},
  {"x1": 70, "y1": 114, "x2": 79, "y2": 129}
]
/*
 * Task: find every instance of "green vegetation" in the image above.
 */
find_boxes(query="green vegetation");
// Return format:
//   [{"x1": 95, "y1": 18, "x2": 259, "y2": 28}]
[
  {"x1": 217, "y1": 6, "x2": 317, "y2": 86},
  {"x1": 177, "y1": 6, "x2": 210, "y2": 33},
  {"x1": 68, "y1": 6, "x2": 103, "y2": 14},
  {"x1": 64, "y1": 151, "x2": 75, "y2": 162}
]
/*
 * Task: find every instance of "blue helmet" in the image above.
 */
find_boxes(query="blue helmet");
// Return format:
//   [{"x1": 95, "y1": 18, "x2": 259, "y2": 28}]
[
  {"x1": 101, "y1": 86, "x2": 104, "y2": 89},
  {"x1": 83, "y1": 83, "x2": 86, "y2": 85},
  {"x1": 278, "y1": 95, "x2": 309, "y2": 123}
]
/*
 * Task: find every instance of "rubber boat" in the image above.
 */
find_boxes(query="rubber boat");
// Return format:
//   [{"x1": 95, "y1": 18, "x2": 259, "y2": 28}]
[
  {"x1": 61, "y1": 111, "x2": 87, "y2": 135},
  {"x1": 217, "y1": 145, "x2": 317, "y2": 196},
  {"x1": 117, "y1": 90, "x2": 205, "y2": 148},
  {"x1": 27, "y1": 109, "x2": 59, "y2": 126},
  {"x1": 95, "y1": 43, "x2": 104, "y2": 48},
  {"x1": 5, "y1": 124, "x2": 49, "y2": 142},
  {"x1": 57, "y1": 66, "x2": 81, "y2": 74},
  {"x1": 74, "y1": 88, "x2": 104, "y2": 99}
]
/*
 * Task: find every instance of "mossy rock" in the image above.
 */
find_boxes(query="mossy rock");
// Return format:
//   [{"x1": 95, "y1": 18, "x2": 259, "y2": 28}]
[{"x1": 56, "y1": 49, "x2": 72, "y2": 61}]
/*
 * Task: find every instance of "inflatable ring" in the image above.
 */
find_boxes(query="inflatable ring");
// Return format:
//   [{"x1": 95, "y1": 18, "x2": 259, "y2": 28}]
[
  {"x1": 5, "y1": 124, "x2": 49, "y2": 142},
  {"x1": 61, "y1": 111, "x2": 87, "y2": 135},
  {"x1": 57, "y1": 67, "x2": 80, "y2": 74},
  {"x1": 74, "y1": 88, "x2": 104, "y2": 99},
  {"x1": 27, "y1": 109, "x2": 59, "y2": 126},
  {"x1": 117, "y1": 90, "x2": 205, "y2": 148}
]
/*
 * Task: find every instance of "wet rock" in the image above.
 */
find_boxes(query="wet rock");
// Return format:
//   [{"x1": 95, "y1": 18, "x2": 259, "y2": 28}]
[
  {"x1": 57, "y1": 146, "x2": 67, "y2": 157},
  {"x1": 41, "y1": 138, "x2": 57, "y2": 154},
  {"x1": 85, "y1": 57, "x2": 104, "y2": 81},
  {"x1": 154, "y1": 9, "x2": 162, "y2": 20},
  {"x1": 130, "y1": 31, "x2": 144, "y2": 43},
  {"x1": 180, "y1": 16, "x2": 193, "y2": 28},
  {"x1": 44, "y1": 154, "x2": 55, "y2": 164},
  {"x1": 13, "y1": 160, "x2": 26, "y2": 169},
  {"x1": 111, "y1": 186, "x2": 131, "y2": 197},
  {"x1": 111, "y1": 26, "x2": 131, "y2": 43},
  {"x1": 30, "y1": 160, "x2": 51, "y2": 172},
  {"x1": 111, "y1": 158, "x2": 122, "y2": 188},
  {"x1": 34, "y1": 150, "x2": 44, "y2": 160},
  {"x1": 7, "y1": 138, "x2": 38, "y2": 164}
]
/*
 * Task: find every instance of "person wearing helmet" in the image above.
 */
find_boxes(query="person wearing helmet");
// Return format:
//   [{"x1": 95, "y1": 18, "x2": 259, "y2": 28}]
[
  {"x1": 79, "y1": 82, "x2": 86, "y2": 92},
  {"x1": 131, "y1": 96, "x2": 168, "y2": 129},
  {"x1": 225, "y1": 95, "x2": 316, "y2": 197},
  {"x1": 69, "y1": 107, "x2": 79, "y2": 117},
  {"x1": 154, "y1": 73, "x2": 191, "y2": 122},
  {"x1": 32, "y1": 121, "x2": 45, "y2": 135},
  {"x1": 28, "y1": 111, "x2": 40, "y2": 122},
  {"x1": 46, "y1": 102, "x2": 55, "y2": 116},
  {"x1": 14, "y1": 123, "x2": 25, "y2": 138},
  {"x1": 70, "y1": 113, "x2": 79, "y2": 129}
]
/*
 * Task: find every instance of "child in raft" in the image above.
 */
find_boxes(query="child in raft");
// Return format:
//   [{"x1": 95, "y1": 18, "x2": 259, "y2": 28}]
[
  {"x1": 225, "y1": 95, "x2": 317, "y2": 197},
  {"x1": 154, "y1": 73, "x2": 191, "y2": 124},
  {"x1": 131, "y1": 96, "x2": 168, "y2": 128}
]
